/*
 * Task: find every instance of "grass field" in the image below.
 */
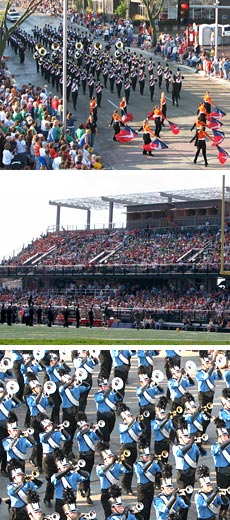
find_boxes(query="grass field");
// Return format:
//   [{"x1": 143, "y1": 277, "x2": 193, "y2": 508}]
[{"x1": 0, "y1": 324, "x2": 230, "y2": 345}]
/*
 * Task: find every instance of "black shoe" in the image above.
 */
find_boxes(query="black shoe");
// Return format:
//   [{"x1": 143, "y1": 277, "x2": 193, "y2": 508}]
[
  {"x1": 205, "y1": 163, "x2": 208, "y2": 167},
  {"x1": 44, "y1": 499, "x2": 52, "y2": 509},
  {"x1": 86, "y1": 498, "x2": 93, "y2": 505},
  {"x1": 194, "y1": 159, "x2": 197, "y2": 163},
  {"x1": 80, "y1": 490, "x2": 85, "y2": 498},
  {"x1": 29, "y1": 459, "x2": 37, "y2": 467}
]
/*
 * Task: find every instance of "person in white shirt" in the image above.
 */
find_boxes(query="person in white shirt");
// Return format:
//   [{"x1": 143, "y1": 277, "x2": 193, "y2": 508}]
[{"x1": 3, "y1": 143, "x2": 14, "y2": 168}]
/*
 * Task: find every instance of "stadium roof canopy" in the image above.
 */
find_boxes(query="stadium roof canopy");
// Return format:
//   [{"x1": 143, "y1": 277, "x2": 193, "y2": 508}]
[{"x1": 49, "y1": 187, "x2": 229, "y2": 230}]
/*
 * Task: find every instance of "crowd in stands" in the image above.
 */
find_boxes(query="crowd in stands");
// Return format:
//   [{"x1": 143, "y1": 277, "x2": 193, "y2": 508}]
[{"x1": 0, "y1": 226, "x2": 228, "y2": 269}]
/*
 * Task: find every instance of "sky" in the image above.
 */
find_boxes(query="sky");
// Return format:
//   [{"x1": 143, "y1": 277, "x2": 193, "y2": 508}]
[{"x1": 0, "y1": 169, "x2": 228, "y2": 261}]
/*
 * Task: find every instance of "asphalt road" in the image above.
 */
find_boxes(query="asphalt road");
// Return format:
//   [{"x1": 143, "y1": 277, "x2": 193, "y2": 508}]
[
  {"x1": 0, "y1": 348, "x2": 227, "y2": 520},
  {"x1": 4, "y1": 12, "x2": 230, "y2": 170}
]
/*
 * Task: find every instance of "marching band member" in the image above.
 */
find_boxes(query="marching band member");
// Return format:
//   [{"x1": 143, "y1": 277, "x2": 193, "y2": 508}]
[
  {"x1": 137, "y1": 119, "x2": 155, "y2": 157},
  {"x1": 167, "y1": 361, "x2": 195, "y2": 413},
  {"x1": 75, "y1": 413, "x2": 103, "y2": 504},
  {"x1": 109, "y1": 111, "x2": 124, "y2": 141},
  {"x1": 98, "y1": 352, "x2": 112, "y2": 383},
  {"x1": 107, "y1": 486, "x2": 137, "y2": 520},
  {"x1": 183, "y1": 392, "x2": 212, "y2": 437},
  {"x1": 195, "y1": 465, "x2": 229, "y2": 520},
  {"x1": 211, "y1": 419, "x2": 230, "y2": 517},
  {"x1": 219, "y1": 389, "x2": 230, "y2": 433},
  {"x1": 39, "y1": 415, "x2": 70, "y2": 508},
  {"x1": 3, "y1": 412, "x2": 36, "y2": 473},
  {"x1": 45, "y1": 352, "x2": 71, "y2": 425},
  {"x1": 7, "y1": 460, "x2": 43, "y2": 520},
  {"x1": 94, "y1": 377, "x2": 123, "y2": 443},
  {"x1": 51, "y1": 449, "x2": 89, "y2": 520},
  {"x1": 134, "y1": 435, "x2": 161, "y2": 520},
  {"x1": 136, "y1": 367, "x2": 164, "y2": 446},
  {"x1": 196, "y1": 352, "x2": 222, "y2": 431},
  {"x1": 73, "y1": 351, "x2": 99, "y2": 413},
  {"x1": 26, "y1": 379, "x2": 53, "y2": 471},
  {"x1": 111, "y1": 351, "x2": 136, "y2": 398},
  {"x1": 117, "y1": 403, "x2": 145, "y2": 496},
  {"x1": 172, "y1": 417, "x2": 206, "y2": 519},
  {"x1": 0, "y1": 380, "x2": 21, "y2": 476},
  {"x1": 137, "y1": 351, "x2": 159, "y2": 378},
  {"x1": 153, "y1": 463, "x2": 190, "y2": 520},
  {"x1": 96, "y1": 445, "x2": 131, "y2": 519},
  {"x1": 151, "y1": 396, "x2": 175, "y2": 470}
]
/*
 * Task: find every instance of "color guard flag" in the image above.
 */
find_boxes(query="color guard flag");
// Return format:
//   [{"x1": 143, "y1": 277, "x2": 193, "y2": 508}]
[
  {"x1": 210, "y1": 107, "x2": 226, "y2": 118},
  {"x1": 168, "y1": 121, "x2": 180, "y2": 134},
  {"x1": 122, "y1": 113, "x2": 133, "y2": 123},
  {"x1": 216, "y1": 145, "x2": 229, "y2": 165},
  {"x1": 143, "y1": 139, "x2": 169, "y2": 151},
  {"x1": 208, "y1": 117, "x2": 223, "y2": 129},
  {"x1": 212, "y1": 129, "x2": 225, "y2": 145},
  {"x1": 115, "y1": 125, "x2": 138, "y2": 143}
]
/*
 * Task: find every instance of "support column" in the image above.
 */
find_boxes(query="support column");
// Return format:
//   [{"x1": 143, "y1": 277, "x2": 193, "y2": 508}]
[
  {"x1": 56, "y1": 205, "x2": 61, "y2": 231},
  {"x1": 87, "y1": 209, "x2": 91, "y2": 230},
  {"x1": 109, "y1": 201, "x2": 114, "y2": 229}
]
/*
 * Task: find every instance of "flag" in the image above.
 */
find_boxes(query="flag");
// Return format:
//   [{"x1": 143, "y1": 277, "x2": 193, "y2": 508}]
[
  {"x1": 210, "y1": 107, "x2": 226, "y2": 118},
  {"x1": 143, "y1": 138, "x2": 169, "y2": 151},
  {"x1": 115, "y1": 125, "x2": 138, "y2": 143},
  {"x1": 216, "y1": 145, "x2": 229, "y2": 165},
  {"x1": 212, "y1": 129, "x2": 225, "y2": 145},
  {"x1": 168, "y1": 121, "x2": 180, "y2": 134},
  {"x1": 148, "y1": 111, "x2": 155, "y2": 120},
  {"x1": 207, "y1": 117, "x2": 223, "y2": 129},
  {"x1": 122, "y1": 113, "x2": 133, "y2": 123}
]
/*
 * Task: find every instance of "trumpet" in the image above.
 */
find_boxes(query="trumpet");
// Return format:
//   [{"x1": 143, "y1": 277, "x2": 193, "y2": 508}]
[
  {"x1": 43, "y1": 381, "x2": 56, "y2": 395},
  {"x1": 6, "y1": 380, "x2": 19, "y2": 396},
  {"x1": 118, "y1": 449, "x2": 131, "y2": 462},
  {"x1": 111, "y1": 377, "x2": 123, "y2": 391},
  {"x1": 194, "y1": 433, "x2": 209, "y2": 443},
  {"x1": 177, "y1": 486, "x2": 193, "y2": 495},
  {"x1": 72, "y1": 459, "x2": 86, "y2": 471},
  {"x1": 26, "y1": 470, "x2": 40, "y2": 480},
  {"x1": 200, "y1": 402, "x2": 213, "y2": 412},
  {"x1": 80, "y1": 512, "x2": 96, "y2": 519},
  {"x1": 218, "y1": 486, "x2": 230, "y2": 496},
  {"x1": 137, "y1": 410, "x2": 150, "y2": 421},
  {"x1": 128, "y1": 503, "x2": 144, "y2": 513},
  {"x1": 170, "y1": 406, "x2": 183, "y2": 417},
  {"x1": 92, "y1": 420, "x2": 105, "y2": 431},
  {"x1": 44, "y1": 515, "x2": 60, "y2": 520},
  {"x1": 154, "y1": 450, "x2": 168, "y2": 460},
  {"x1": 56, "y1": 421, "x2": 70, "y2": 430},
  {"x1": 0, "y1": 356, "x2": 13, "y2": 371},
  {"x1": 20, "y1": 427, "x2": 34, "y2": 437}
]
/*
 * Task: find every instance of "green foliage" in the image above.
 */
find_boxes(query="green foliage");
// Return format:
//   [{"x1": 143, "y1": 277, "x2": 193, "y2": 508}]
[{"x1": 115, "y1": 0, "x2": 127, "y2": 19}]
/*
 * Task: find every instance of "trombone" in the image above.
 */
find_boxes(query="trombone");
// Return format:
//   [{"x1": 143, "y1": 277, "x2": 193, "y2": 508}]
[
  {"x1": 218, "y1": 486, "x2": 230, "y2": 496},
  {"x1": 137, "y1": 410, "x2": 150, "y2": 421},
  {"x1": 128, "y1": 503, "x2": 144, "y2": 513},
  {"x1": 55, "y1": 421, "x2": 70, "y2": 430},
  {"x1": 194, "y1": 433, "x2": 209, "y2": 443},
  {"x1": 44, "y1": 515, "x2": 60, "y2": 520},
  {"x1": 71, "y1": 459, "x2": 86, "y2": 471},
  {"x1": 91, "y1": 420, "x2": 105, "y2": 431},
  {"x1": 80, "y1": 512, "x2": 96, "y2": 519},
  {"x1": 20, "y1": 427, "x2": 34, "y2": 437},
  {"x1": 176, "y1": 486, "x2": 193, "y2": 496}
]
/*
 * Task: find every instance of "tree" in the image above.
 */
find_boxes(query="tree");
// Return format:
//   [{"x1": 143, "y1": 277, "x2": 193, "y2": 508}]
[
  {"x1": 0, "y1": 0, "x2": 42, "y2": 60},
  {"x1": 115, "y1": 0, "x2": 127, "y2": 19},
  {"x1": 140, "y1": 0, "x2": 165, "y2": 46}
]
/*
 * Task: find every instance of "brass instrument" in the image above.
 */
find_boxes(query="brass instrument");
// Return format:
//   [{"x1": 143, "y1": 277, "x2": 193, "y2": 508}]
[
  {"x1": 115, "y1": 41, "x2": 123, "y2": 50},
  {"x1": 39, "y1": 47, "x2": 47, "y2": 57},
  {"x1": 118, "y1": 449, "x2": 131, "y2": 461},
  {"x1": 6, "y1": 381, "x2": 19, "y2": 396},
  {"x1": 177, "y1": 486, "x2": 193, "y2": 495},
  {"x1": 128, "y1": 503, "x2": 144, "y2": 513},
  {"x1": 218, "y1": 486, "x2": 230, "y2": 496},
  {"x1": 170, "y1": 406, "x2": 183, "y2": 417},
  {"x1": 75, "y1": 367, "x2": 88, "y2": 384},
  {"x1": 71, "y1": 459, "x2": 86, "y2": 471},
  {"x1": 75, "y1": 41, "x2": 83, "y2": 50},
  {"x1": 51, "y1": 42, "x2": 60, "y2": 51},
  {"x1": 194, "y1": 433, "x2": 209, "y2": 442},
  {"x1": 185, "y1": 360, "x2": 197, "y2": 374},
  {"x1": 43, "y1": 381, "x2": 56, "y2": 395},
  {"x1": 111, "y1": 377, "x2": 123, "y2": 391},
  {"x1": 94, "y1": 42, "x2": 102, "y2": 51},
  {"x1": 114, "y1": 50, "x2": 121, "y2": 59},
  {"x1": 80, "y1": 512, "x2": 96, "y2": 519},
  {"x1": 56, "y1": 421, "x2": 70, "y2": 430},
  {"x1": 33, "y1": 349, "x2": 44, "y2": 362},
  {"x1": 20, "y1": 427, "x2": 34, "y2": 437},
  {"x1": 35, "y1": 43, "x2": 43, "y2": 51},
  {"x1": 151, "y1": 369, "x2": 164, "y2": 384},
  {"x1": 0, "y1": 356, "x2": 13, "y2": 371},
  {"x1": 154, "y1": 450, "x2": 168, "y2": 460},
  {"x1": 92, "y1": 420, "x2": 105, "y2": 431},
  {"x1": 33, "y1": 51, "x2": 39, "y2": 59},
  {"x1": 200, "y1": 402, "x2": 213, "y2": 412},
  {"x1": 215, "y1": 353, "x2": 227, "y2": 369},
  {"x1": 26, "y1": 470, "x2": 40, "y2": 480},
  {"x1": 137, "y1": 410, "x2": 150, "y2": 421},
  {"x1": 44, "y1": 515, "x2": 60, "y2": 520}
]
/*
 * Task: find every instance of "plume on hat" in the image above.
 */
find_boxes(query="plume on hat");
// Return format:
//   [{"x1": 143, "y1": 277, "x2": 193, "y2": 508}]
[
  {"x1": 7, "y1": 411, "x2": 18, "y2": 424},
  {"x1": 26, "y1": 490, "x2": 40, "y2": 505},
  {"x1": 53, "y1": 448, "x2": 65, "y2": 462},
  {"x1": 197, "y1": 465, "x2": 210, "y2": 478},
  {"x1": 222, "y1": 388, "x2": 230, "y2": 399},
  {"x1": 95, "y1": 440, "x2": 110, "y2": 454},
  {"x1": 63, "y1": 489, "x2": 77, "y2": 505},
  {"x1": 157, "y1": 396, "x2": 168, "y2": 409},
  {"x1": 116, "y1": 402, "x2": 130, "y2": 416},
  {"x1": 161, "y1": 463, "x2": 173, "y2": 479}
]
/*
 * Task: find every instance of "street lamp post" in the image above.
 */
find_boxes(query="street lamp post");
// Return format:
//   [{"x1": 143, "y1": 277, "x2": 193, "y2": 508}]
[{"x1": 214, "y1": 0, "x2": 220, "y2": 59}]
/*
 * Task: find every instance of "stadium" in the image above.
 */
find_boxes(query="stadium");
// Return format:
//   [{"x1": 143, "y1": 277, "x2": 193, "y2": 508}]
[{"x1": 0, "y1": 184, "x2": 230, "y2": 345}]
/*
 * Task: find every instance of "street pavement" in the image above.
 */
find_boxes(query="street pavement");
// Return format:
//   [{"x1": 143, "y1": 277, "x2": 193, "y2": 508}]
[
  {"x1": 3, "y1": 13, "x2": 230, "y2": 170},
  {"x1": 0, "y1": 349, "x2": 227, "y2": 520}
]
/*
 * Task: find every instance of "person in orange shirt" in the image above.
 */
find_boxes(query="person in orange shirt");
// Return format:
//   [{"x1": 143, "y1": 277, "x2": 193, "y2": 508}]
[
  {"x1": 160, "y1": 92, "x2": 167, "y2": 124},
  {"x1": 89, "y1": 97, "x2": 97, "y2": 123},
  {"x1": 148, "y1": 105, "x2": 164, "y2": 137},
  {"x1": 138, "y1": 119, "x2": 156, "y2": 156},
  {"x1": 119, "y1": 97, "x2": 127, "y2": 118},
  {"x1": 203, "y1": 91, "x2": 215, "y2": 114},
  {"x1": 193, "y1": 124, "x2": 213, "y2": 166},
  {"x1": 110, "y1": 110, "x2": 124, "y2": 141}
]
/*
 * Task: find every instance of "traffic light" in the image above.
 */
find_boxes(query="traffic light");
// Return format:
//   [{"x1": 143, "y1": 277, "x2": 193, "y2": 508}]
[{"x1": 178, "y1": 0, "x2": 189, "y2": 24}]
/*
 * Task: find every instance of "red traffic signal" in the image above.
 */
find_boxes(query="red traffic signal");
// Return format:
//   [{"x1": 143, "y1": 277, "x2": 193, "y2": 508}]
[
  {"x1": 181, "y1": 2, "x2": 189, "y2": 8},
  {"x1": 178, "y1": 0, "x2": 189, "y2": 24}
]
